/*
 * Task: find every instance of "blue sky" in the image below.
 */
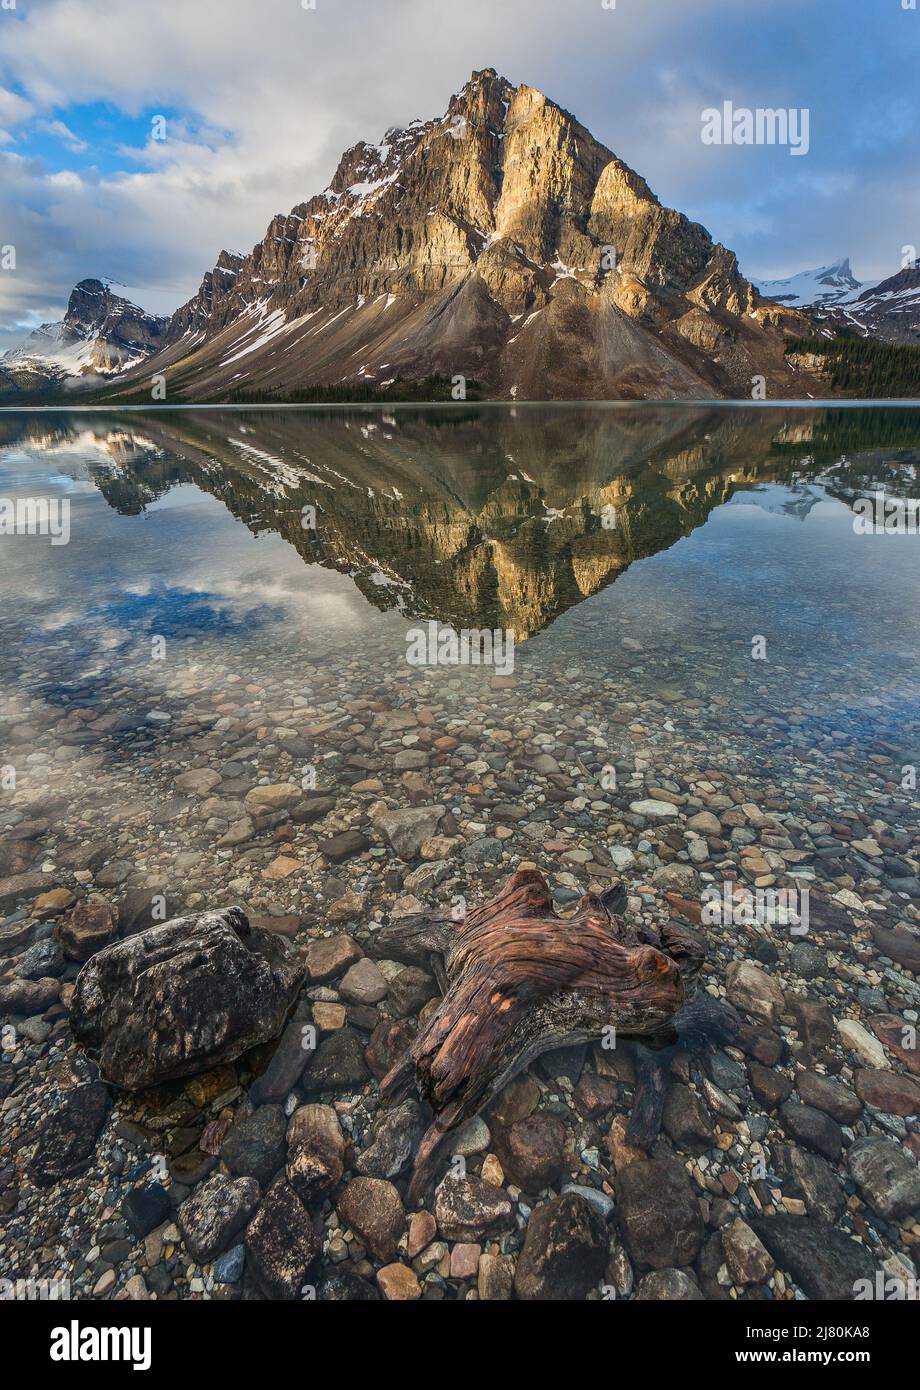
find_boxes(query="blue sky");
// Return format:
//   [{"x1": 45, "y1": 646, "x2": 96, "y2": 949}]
[
  {"x1": 4, "y1": 100, "x2": 194, "y2": 175},
  {"x1": 1, "y1": 0, "x2": 918, "y2": 349}
]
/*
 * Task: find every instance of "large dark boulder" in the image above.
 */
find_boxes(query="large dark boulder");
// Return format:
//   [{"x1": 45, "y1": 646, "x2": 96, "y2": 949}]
[
  {"x1": 616, "y1": 1156, "x2": 703, "y2": 1271},
  {"x1": 772, "y1": 1143, "x2": 845, "y2": 1225},
  {"x1": 219, "y1": 1104, "x2": 287, "y2": 1187},
  {"x1": 244, "y1": 1177, "x2": 320, "y2": 1299},
  {"x1": 847, "y1": 1136, "x2": 920, "y2": 1221},
  {"x1": 179, "y1": 1173, "x2": 260, "y2": 1263},
  {"x1": 69, "y1": 906, "x2": 305, "y2": 1089}
]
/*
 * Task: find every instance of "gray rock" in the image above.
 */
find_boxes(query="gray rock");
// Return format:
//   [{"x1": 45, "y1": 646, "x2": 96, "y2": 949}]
[
  {"x1": 662, "y1": 1083, "x2": 713, "y2": 1152},
  {"x1": 751, "y1": 1215, "x2": 876, "y2": 1300},
  {"x1": 249, "y1": 1015, "x2": 312, "y2": 1105},
  {"x1": 461, "y1": 836, "x2": 504, "y2": 866},
  {"x1": 16, "y1": 939, "x2": 65, "y2": 980},
  {"x1": 847, "y1": 1136, "x2": 920, "y2": 1221},
  {"x1": 560, "y1": 1183, "x2": 615, "y2": 1220},
  {"x1": 779, "y1": 1099, "x2": 843, "y2": 1161},
  {"x1": 393, "y1": 749, "x2": 429, "y2": 771},
  {"x1": 339, "y1": 957, "x2": 388, "y2": 1005},
  {"x1": 30, "y1": 1081, "x2": 111, "y2": 1186},
  {"x1": 629, "y1": 799, "x2": 679, "y2": 821},
  {"x1": 354, "y1": 1100, "x2": 425, "y2": 1180},
  {"x1": 772, "y1": 1143, "x2": 845, "y2": 1224},
  {"x1": 386, "y1": 965, "x2": 438, "y2": 1017},
  {"x1": 374, "y1": 805, "x2": 446, "y2": 860},
  {"x1": 789, "y1": 942, "x2": 824, "y2": 979},
  {"x1": 301, "y1": 1028, "x2": 369, "y2": 1093},
  {"x1": 213, "y1": 1243, "x2": 246, "y2": 1284},
  {"x1": 179, "y1": 1173, "x2": 260, "y2": 1262},
  {"x1": 651, "y1": 863, "x2": 697, "y2": 893},
  {"x1": 220, "y1": 1104, "x2": 287, "y2": 1187}
]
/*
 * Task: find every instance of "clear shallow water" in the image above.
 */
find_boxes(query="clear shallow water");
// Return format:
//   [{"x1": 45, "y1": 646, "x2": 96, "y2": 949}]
[{"x1": 2, "y1": 402, "x2": 919, "y2": 926}]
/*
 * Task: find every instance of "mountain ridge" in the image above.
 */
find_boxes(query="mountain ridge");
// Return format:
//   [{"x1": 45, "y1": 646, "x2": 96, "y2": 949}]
[
  {"x1": 0, "y1": 71, "x2": 875, "y2": 401},
  {"x1": 754, "y1": 257, "x2": 920, "y2": 345}
]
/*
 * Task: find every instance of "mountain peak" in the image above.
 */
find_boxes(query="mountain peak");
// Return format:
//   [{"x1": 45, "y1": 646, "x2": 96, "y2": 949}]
[
  {"x1": 85, "y1": 71, "x2": 824, "y2": 401},
  {"x1": 66, "y1": 279, "x2": 119, "y2": 335},
  {"x1": 2, "y1": 277, "x2": 166, "y2": 385},
  {"x1": 459, "y1": 67, "x2": 512, "y2": 95},
  {"x1": 754, "y1": 258, "x2": 864, "y2": 308}
]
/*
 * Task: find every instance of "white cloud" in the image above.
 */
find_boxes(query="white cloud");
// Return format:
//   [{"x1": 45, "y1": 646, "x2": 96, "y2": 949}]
[
  {"x1": 0, "y1": 85, "x2": 32, "y2": 129},
  {"x1": 36, "y1": 118, "x2": 88, "y2": 153}
]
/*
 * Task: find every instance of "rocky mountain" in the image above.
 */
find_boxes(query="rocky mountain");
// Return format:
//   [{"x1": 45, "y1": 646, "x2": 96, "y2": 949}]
[
  {"x1": 101, "y1": 69, "x2": 822, "y2": 402},
  {"x1": 756, "y1": 258, "x2": 920, "y2": 345},
  {"x1": 1, "y1": 279, "x2": 167, "y2": 398}
]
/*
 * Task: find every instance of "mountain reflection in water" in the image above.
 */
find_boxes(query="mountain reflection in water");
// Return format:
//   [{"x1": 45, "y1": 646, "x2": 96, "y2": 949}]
[{"x1": 4, "y1": 404, "x2": 919, "y2": 641}]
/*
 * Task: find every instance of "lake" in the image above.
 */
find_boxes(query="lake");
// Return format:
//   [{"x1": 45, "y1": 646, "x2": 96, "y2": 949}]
[{"x1": 2, "y1": 403, "x2": 919, "y2": 1303}]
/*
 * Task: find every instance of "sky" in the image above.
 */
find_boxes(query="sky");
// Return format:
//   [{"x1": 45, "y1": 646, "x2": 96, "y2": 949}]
[{"x1": 1, "y1": 0, "x2": 918, "y2": 350}]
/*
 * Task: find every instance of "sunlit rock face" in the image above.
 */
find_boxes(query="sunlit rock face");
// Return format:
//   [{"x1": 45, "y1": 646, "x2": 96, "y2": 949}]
[{"x1": 115, "y1": 70, "x2": 818, "y2": 403}]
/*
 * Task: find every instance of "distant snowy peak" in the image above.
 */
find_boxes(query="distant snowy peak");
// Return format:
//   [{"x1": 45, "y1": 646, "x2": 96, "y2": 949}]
[
  {"x1": 754, "y1": 256, "x2": 920, "y2": 344},
  {"x1": 3, "y1": 277, "x2": 167, "y2": 380},
  {"x1": 753, "y1": 258, "x2": 866, "y2": 308}
]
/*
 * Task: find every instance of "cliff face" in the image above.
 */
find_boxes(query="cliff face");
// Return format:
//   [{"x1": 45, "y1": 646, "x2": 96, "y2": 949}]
[
  {"x1": 63, "y1": 280, "x2": 168, "y2": 371},
  {"x1": 117, "y1": 69, "x2": 820, "y2": 402}
]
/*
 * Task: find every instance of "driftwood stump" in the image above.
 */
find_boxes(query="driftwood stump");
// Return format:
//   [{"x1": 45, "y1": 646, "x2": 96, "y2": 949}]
[{"x1": 377, "y1": 867, "x2": 737, "y2": 1203}]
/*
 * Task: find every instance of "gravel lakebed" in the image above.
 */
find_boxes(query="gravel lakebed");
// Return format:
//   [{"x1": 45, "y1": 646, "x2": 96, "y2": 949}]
[{"x1": 2, "y1": 608, "x2": 919, "y2": 1303}]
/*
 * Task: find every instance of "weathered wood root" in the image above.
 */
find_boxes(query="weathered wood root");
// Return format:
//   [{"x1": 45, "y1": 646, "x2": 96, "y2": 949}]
[
  {"x1": 377, "y1": 866, "x2": 709, "y2": 1204},
  {"x1": 625, "y1": 992, "x2": 742, "y2": 1148}
]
